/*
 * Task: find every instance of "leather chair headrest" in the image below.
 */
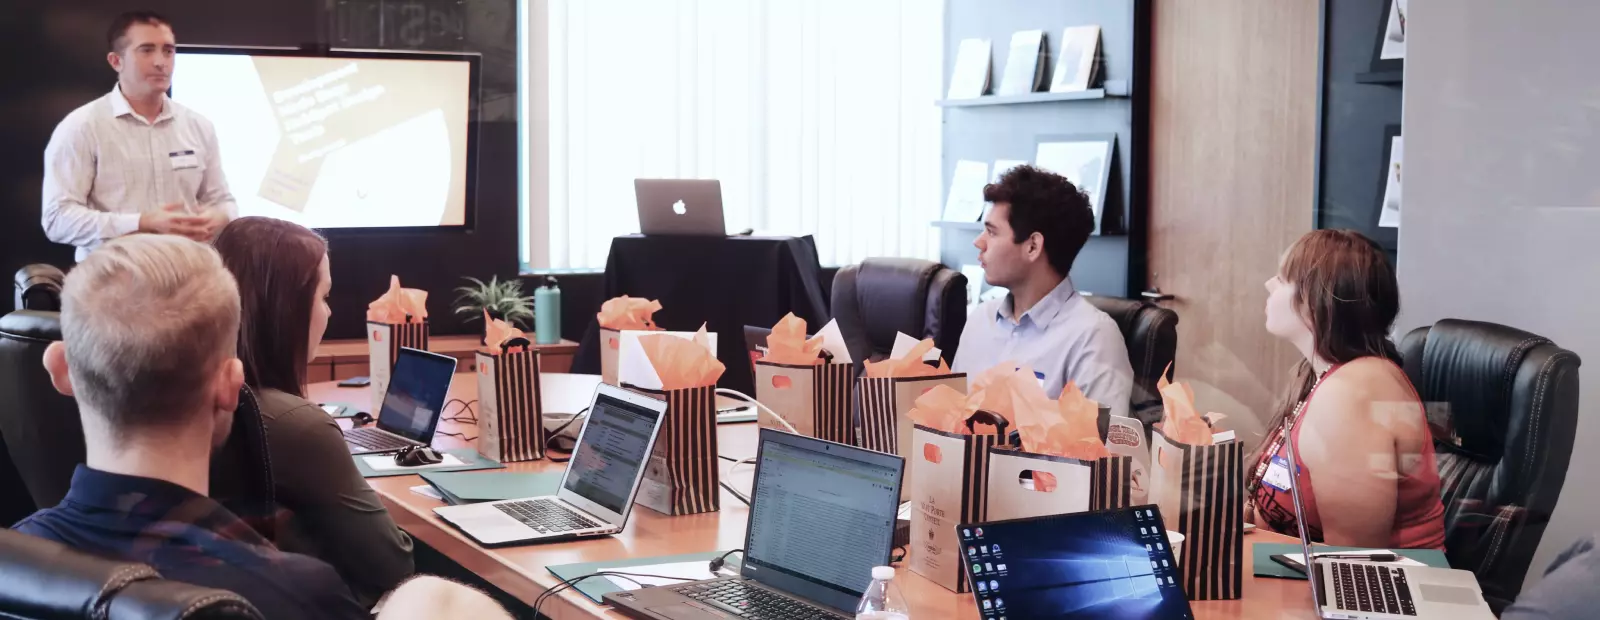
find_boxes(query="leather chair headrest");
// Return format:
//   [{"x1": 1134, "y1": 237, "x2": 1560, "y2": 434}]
[
  {"x1": 0, "y1": 528, "x2": 161, "y2": 616},
  {"x1": 851, "y1": 259, "x2": 940, "y2": 355},
  {"x1": 0, "y1": 310, "x2": 63, "y2": 343},
  {"x1": 14, "y1": 265, "x2": 65, "y2": 313},
  {"x1": 1083, "y1": 295, "x2": 1147, "y2": 332},
  {"x1": 1402, "y1": 318, "x2": 1550, "y2": 463}
]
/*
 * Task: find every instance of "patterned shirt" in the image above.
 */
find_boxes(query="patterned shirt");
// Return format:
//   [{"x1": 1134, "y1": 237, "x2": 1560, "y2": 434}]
[
  {"x1": 13, "y1": 466, "x2": 366, "y2": 619},
  {"x1": 953, "y1": 276, "x2": 1135, "y2": 418},
  {"x1": 40, "y1": 84, "x2": 237, "y2": 261}
]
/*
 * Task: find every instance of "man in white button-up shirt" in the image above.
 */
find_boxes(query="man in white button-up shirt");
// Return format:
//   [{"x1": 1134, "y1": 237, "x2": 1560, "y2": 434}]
[
  {"x1": 952, "y1": 165, "x2": 1134, "y2": 418},
  {"x1": 41, "y1": 11, "x2": 236, "y2": 262}
]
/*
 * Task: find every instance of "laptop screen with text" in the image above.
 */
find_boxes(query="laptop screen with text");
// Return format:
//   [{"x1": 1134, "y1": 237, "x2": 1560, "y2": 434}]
[
  {"x1": 561, "y1": 393, "x2": 662, "y2": 514},
  {"x1": 743, "y1": 432, "x2": 903, "y2": 613}
]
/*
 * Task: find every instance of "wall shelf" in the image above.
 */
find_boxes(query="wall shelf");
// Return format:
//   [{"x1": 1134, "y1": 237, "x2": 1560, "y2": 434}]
[
  {"x1": 932, "y1": 221, "x2": 985, "y2": 231},
  {"x1": 938, "y1": 88, "x2": 1113, "y2": 107}
]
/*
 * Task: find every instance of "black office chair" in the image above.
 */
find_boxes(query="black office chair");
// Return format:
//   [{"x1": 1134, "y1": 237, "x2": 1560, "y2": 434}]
[
  {"x1": 830, "y1": 258, "x2": 967, "y2": 369},
  {"x1": 13, "y1": 264, "x2": 65, "y2": 312},
  {"x1": 1399, "y1": 319, "x2": 1581, "y2": 613},
  {"x1": 0, "y1": 310, "x2": 277, "y2": 539},
  {"x1": 1083, "y1": 295, "x2": 1178, "y2": 427},
  {"x1": 0, "y1": 529, "x2": 262, "y2": 619}
]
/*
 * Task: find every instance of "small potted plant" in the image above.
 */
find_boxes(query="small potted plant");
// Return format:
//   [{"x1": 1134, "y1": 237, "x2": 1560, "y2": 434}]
[{"x1": 454, "y1": 276, "x2": 536, "y2": 343}]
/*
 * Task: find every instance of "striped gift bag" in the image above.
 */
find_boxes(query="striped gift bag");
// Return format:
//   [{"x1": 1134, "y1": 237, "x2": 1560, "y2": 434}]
[
  {"x1": 1149, "y1": 429, "x2": 1244, "y2": 600},
  {"x1": 366, "y1": 320, "x2": 429, "y2": 413},
  {"x1": 907, "y1": 422, "x2": 1003, "y2": 593},
  {"x1": 626, "y1": 384, "x2": 720, "y2": 516},
  {"x1": 476, "y1": 348, "x2": 545, "y2": 462},
  {"x1": 753, "y1": 360, "x2": 855, "y2": 445},
  {"x1": 856, "y1": 373, "x2": 968, "y2": 455}
]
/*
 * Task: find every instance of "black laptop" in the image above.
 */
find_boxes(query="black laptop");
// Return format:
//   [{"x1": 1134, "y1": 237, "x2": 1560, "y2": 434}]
[
  {"x1": 605, "y1": 429, "x2": 905, "y2": 619},
  {"x1": 959, "y1": 506, "x2": 1194, "y2": 620},
  {"x1": 344, "y1": 347, "x2": 457, "y2": 455}
]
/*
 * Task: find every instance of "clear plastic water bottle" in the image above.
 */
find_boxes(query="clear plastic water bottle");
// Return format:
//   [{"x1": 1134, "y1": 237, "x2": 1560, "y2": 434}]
[{"x1": 855, "y1": 566, "x2": 910, "y2": 620}]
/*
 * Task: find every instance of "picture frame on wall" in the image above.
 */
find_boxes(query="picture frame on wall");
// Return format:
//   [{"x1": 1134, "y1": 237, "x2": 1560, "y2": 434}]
[
  {"x1": 1033, "y1": 133, "x2": 1116, "y2": 234},
  {"x1": 1376, "y1": 124, "x2": 1402, "y2": 229},
  {"x1": 1369, "y1": 0, "x2": 1406, "y2": 72}
]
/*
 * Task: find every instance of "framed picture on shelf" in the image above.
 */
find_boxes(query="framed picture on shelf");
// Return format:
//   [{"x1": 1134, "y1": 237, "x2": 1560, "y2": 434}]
[
  {"x1": 1375, "y1": 124, "x2": 1402, "y2": 229},
  {"x1": 1033, "y1": 134, "x2": 1116, "y2": 234},
  {"x1": 1369, "y1": 0, "x2": 1406, "y2": 73}
]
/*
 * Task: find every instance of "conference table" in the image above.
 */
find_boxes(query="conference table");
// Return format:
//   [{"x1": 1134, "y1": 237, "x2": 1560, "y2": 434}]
[{"x1": 309, "y1": 373, "x2": 1321, "y2": 619}]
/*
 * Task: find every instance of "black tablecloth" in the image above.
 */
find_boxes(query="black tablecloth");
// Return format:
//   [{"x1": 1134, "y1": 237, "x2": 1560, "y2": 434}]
[{"x1": 572, "y1": 235, "x2": 831, "y2": 395}]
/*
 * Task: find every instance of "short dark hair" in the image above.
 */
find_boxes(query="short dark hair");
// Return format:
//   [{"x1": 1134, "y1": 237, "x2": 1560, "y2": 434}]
[
  {"x1": 107, "y1": 11, "x2": 172, "y2": 54},
  {"x1": 982, "y1": 165, "x2": 1095, "y2": 277},
  {"x1": 214, "y1": 217, "x2": 329, "y2": 398}
]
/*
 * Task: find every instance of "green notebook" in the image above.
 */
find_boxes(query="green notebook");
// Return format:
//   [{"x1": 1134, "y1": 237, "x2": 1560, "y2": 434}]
[
  {"x1": 547, "y1": 551, "x2": 742, "y2": 604},
  {"x1": 1253, "y1": 542, "x2": 1451, "y2": 579},
  {"x1": 419, "y1": 471, "x2": 564, "y2": 505},
  {"x1": 351, "y1": 448, "x2": 504, "y2": 478}
]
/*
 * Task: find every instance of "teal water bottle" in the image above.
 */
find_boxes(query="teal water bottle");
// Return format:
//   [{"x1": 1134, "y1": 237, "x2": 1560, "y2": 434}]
[{"x1": 534, "y1": 276, "x2": 562, "y2": 345}]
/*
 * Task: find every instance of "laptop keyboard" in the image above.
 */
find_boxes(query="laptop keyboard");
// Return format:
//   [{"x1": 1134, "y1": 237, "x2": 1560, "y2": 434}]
[
  {"x1": 672, "y1": 580, "x2": 845, "y2": 620},
  {"x1": 494, "y1": 498, "x2": 603, "y2": 533},
  {"x1": 345, "y1": 427, "x2": 417, "y2": 452},
  {"x1": 1332, "y1": 561, "x2": 1417, "y2": 616}
]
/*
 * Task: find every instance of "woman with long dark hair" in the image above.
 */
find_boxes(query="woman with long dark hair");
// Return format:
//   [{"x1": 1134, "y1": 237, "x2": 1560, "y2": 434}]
[
  {"x1": 214, "y1": 217, "x2": 414, "y2": 604},
  {"x1": 1247, "y1": 229, "x2": 1445, "y2": 549}
]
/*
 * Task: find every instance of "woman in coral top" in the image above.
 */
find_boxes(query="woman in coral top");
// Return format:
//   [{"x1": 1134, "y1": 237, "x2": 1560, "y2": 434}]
[{"x1": 1246, "y1": 229, "x2": 1446, "y2": 550}]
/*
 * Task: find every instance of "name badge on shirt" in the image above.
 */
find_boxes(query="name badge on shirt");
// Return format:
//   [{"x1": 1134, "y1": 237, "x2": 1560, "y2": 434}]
[
  {"x1": 1262, "y1": 455, "x2": 1294, "y2": 492},
  {"x1": 169, "y1": 150, "x2": 199, "y2": 170}
]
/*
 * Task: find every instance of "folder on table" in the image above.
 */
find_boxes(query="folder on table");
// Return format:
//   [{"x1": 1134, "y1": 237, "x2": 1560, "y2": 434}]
[{"x1": 419, "y1": 471, "x2": 563, "y2": 505}]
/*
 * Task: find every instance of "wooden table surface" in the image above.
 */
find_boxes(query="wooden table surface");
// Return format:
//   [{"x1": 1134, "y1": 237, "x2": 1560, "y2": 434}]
[{"x1": 308, "y1": 374, "x2": 1321, "y2": 620}]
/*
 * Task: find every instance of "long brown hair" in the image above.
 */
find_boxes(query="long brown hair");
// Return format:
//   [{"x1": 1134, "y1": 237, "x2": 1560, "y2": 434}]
[
  {"x1": 1251, "y1": 229, "x2": 1401, "y2": 465},
  {"x1": 214, "y1": 217, "x2": 328, "y2": 398}
]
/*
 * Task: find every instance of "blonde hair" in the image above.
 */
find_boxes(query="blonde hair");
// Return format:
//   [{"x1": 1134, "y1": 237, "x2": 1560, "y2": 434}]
[{"x1": 60, "y1": 235, "x2": 240, "y2": 432}]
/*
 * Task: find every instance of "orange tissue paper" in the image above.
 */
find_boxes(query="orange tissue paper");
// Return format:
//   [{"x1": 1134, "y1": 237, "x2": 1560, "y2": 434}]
[
  {"x1": 480, "y1": 310, "x2": 527, "y2": 355},
  {"x1": 763, "y1": 313, "x2": 827, "y2": 365},
  {"x1": 366, "y1": 275, "x2": 428, "y2": 323},
  {"x1": 862, "y1": 338, "x2": 951, "y2": 378},
  {"x1": 907, "y1": 385, "x2": 1000, "y2": 435},
  {"x1": 1154, "y1": 364, "x2": 1225, "y2": 446},
  {"x1": 1031, "y1": 382, "x2": 1111, "y2": 461},
  {"x1": 597, "y1": 296, "x2": 663, "y2": 331},
  {"x1": 965, "y1": 363, "x2": 1047, "y2": 434},
  {"x1": 638, "y1": 326, "x2": 726, "y2": 390}
]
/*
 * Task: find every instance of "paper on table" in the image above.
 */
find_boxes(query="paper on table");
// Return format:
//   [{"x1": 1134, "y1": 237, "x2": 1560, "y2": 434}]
[
  {"x1": 617, "y1": 330, "x2": 719, "y2": 390},
  {"x1": 603, "y1": 560, "x2": 725, "y2": 591},
  {"x1": 942, "y1": 160, "x2": 990, "y2": 222},
  {"x1": 815, "y1": 319, "x2": 853, "y2": 365},
  {"x1": 891, "y1": 332, "x2": 941, "y2": 363},
  {"x1": 363, "y1": 453, "x2": 467, "y2": 472},
  {"x1": 410, "y1": 484, "x2": 444, "y2": 501},
  {"x1": 1285, "y1": 551, "x2": 1426, "y2": 568},
  {"x1": 991, "y1": 159, "x2": 1029, "y2": 183}
]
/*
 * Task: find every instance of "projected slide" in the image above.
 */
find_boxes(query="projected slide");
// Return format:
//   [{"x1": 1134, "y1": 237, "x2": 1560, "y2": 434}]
[{"x1": 173, "y1": 54, "x2": 471, "y2": 228}]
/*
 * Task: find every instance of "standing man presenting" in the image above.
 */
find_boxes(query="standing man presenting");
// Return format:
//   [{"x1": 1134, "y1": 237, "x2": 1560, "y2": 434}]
[{"x1": 41, "y1": 11, "x2": 235, "y2": 261}]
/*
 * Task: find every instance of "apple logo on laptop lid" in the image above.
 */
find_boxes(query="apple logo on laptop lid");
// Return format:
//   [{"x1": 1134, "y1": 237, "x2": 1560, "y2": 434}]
[{"x1": 672, "y1": 200, "x2": 687, "y2": 215}]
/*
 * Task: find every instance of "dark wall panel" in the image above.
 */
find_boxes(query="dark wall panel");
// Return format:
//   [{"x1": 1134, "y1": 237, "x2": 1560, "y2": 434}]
[{"x1": 1315, "y1": 0, "x2": 1403, "y2": 255}]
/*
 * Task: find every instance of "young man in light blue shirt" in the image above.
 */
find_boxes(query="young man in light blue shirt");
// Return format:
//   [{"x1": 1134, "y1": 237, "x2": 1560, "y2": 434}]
[{"x1": 952, "y1": 165, "x2": 1134, "y2": 418}]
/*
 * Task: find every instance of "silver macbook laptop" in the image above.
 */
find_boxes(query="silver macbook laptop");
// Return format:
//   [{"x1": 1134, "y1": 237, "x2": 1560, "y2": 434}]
[
  {"x1": 433, "y1": 384, "x2": 667, "y2": 547},
  {"x1": 1285, "y1": 439, "x2": 1494, "y2": 620},
  {"x1": 635, "y1": 179, "x2": 726, "y2": 235},
  {"x1": 344, "y1": 347, "x2": 457, "y2": 455}
]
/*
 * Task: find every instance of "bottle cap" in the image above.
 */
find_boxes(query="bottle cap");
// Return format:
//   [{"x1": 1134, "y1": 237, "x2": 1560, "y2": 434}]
[
  {"x1": 544, "y1": 276, "x2": 559, "y2": 288},
  {"x1": 872, "y1": 566, "x2": 895, "y2": 581}
]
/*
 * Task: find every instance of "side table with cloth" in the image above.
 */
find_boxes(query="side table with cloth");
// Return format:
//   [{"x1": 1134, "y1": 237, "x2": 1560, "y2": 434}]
[{"x1": 572, "y1": 235, "x2": 830, "y2": 395}]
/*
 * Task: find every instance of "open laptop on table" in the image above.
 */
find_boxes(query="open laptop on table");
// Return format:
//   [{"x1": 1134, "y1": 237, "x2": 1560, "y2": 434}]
[
  {"x1": 1284, "y1": 440, "x2": 1494, "y2": 619},
  {"x1": 606, "y1": 429, "x2": 905, "y2": 620},
  {"x1": 959, "y1": 505, "x2": 1193, "y2": 620},
  {"x1": 635, "y1": 179, "x2": 726, "y2": 236},
  {"x1": 433, "y1": 383, "x2": 667, "y2": 546},
  {"x1": 344, "y1": 347, "x2": 456, "y2": 455}
]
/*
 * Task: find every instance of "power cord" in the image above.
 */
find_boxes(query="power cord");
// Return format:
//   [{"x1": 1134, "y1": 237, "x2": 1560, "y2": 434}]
[
  {"x1": 715, "y1": 389, "x2": 799, "y2": 435},
  {"x1": 717, "y1": 456, "x2": 759, "y2": 505},
  {"x1": 709, "y1": 549, "x2": 744, "y2": 573},
  {"x1": 891, "y1": 545, "x2": 907, "y2": 564},
  {"x1": 441, "y1": 399, "x2": 478, "y2": 423},
  {"x1": 542, "y1": 406, "x2": 589, "y2": 463},
  {"x1": 533, "y1": 570, "x2": 700, "y2": 617}
]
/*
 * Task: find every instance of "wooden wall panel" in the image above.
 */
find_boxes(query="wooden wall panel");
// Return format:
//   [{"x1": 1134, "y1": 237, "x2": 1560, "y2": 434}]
[{"x1": 1147, "y1": 0, "x2": 1320, "y2": 439}]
